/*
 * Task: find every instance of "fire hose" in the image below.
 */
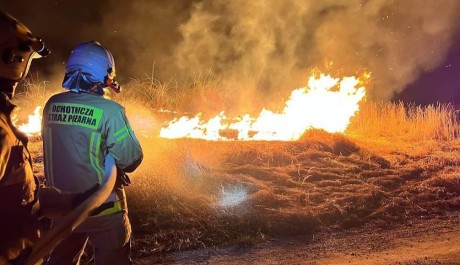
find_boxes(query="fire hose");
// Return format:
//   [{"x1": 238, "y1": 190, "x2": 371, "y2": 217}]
[{"x1": 21, "y1": 154, "x2": 117, "y2": 265}]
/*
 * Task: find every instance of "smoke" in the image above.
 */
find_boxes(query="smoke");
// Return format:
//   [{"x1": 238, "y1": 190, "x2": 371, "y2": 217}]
[
  {"x1": 2, "y1": 0, "x2": 460, "y2": 103},
  {"x1": 173, "y1": 0, "x2": 460, "y2": 100}
]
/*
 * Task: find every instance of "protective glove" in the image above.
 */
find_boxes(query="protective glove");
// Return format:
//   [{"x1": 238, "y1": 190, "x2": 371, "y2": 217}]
[{"x1": 117, "y1": 169, "x2": 131, "y2": 186}]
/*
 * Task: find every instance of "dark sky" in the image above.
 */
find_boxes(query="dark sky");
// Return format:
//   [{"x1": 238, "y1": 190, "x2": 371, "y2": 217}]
[
  {"x1": 1, "y1": 0, "x2": 460, "y2": 106},
  {"x1": 0, "y1": 0, "x2": 196, "y2": 80},
  {"x1": 394, "y1": 32, "x2": 460, "y2": 105}
]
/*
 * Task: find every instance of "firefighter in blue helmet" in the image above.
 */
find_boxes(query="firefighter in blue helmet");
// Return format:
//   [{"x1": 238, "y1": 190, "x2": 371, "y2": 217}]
[
  {"x1": 0, "y1": 10, "x2": 93, "y2": 264},
  {"x1": 42, "y1": 41, "x2": 143, "y2": 265}
]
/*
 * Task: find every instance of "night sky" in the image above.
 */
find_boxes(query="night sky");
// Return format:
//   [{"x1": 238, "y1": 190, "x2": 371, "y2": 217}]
[
  {"x1": 394, "y1": 32, "x2": 460, "y2": 105},
  {"x1": 1, "y1": 0, "x2": 460, "y2": 105}
]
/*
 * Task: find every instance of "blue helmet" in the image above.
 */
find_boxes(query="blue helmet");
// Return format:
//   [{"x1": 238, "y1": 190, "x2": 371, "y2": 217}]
[{"x1": 62, "y1": 41, "x2": 120, "y2": 94}]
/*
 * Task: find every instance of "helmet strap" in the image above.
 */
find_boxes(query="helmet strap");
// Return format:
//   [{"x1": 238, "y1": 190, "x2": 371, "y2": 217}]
[{"x1": 88, "y1": 83, "x2": 105, "y2": 96}]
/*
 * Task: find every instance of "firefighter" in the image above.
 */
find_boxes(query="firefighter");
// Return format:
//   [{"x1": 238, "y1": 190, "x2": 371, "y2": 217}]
[
  {"x1": 0, "y1": 10, "x2": 93, "y2": 264},
  {"x1": 42, "y1": 41, "x2": 143, "y2": 265}
]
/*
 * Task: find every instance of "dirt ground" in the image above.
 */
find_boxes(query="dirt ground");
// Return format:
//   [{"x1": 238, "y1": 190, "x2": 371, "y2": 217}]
[{"x1": 137, "y1": 212, "x2": 460, "y2": 265}]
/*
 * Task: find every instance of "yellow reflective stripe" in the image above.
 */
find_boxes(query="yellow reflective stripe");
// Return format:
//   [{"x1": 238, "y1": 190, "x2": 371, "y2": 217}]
[
  {"x1": 94, "y1": 133, "x2": 105, "y2": 180},
  {"x1": 115, "y1": 125, "x2": 134, "y2": 142},
  {"x1": 89, "y1": 133, "x2": 103, "y2": 183},
  {"x1": 114, "y1": 127, "x2": 127, "y2": 136},
  {"x1": 89, "y1": 133, "x2": 98, "y2": 183},
  {"x1": 43, "y1": 128, "x2": 54, "y2": 186},
  {"x1": 96, "y1": 201, "x2": 123, "y2": 216},
  {"x1": 116, "y1": 133, "x2": 129, "y2": 142}
]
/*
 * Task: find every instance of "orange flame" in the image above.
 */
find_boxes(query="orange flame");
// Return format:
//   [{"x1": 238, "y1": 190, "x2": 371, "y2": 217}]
[
  {"x1": 14, "y1": 73, "x2": 368, "y2": 141},
  {"x1": 17, "y1": 106, "x2": 42, "y2": 136},
  {"x1": 160, "y1": 73, "x2": 367, "y2": 141}
]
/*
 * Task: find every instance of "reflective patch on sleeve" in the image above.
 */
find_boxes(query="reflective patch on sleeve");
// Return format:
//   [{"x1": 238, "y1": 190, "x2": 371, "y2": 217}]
[
  {"x1": 114, "y1": 125, "x2": 133, "y2": 142},
  {"x1": 47, "y1": 103, "x2": 103, "y2": 130}
]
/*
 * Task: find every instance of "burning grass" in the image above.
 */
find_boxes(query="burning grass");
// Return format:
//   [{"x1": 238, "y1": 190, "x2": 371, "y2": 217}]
[{"x1": 17, "y1": 76, "x2": 460, "y2": 260}]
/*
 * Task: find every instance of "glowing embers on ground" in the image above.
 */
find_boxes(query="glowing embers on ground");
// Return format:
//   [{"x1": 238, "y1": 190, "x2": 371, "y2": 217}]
[
  {"x1": 16, "y1": 106, "x2": 42, "y2": 136},
  {"x1": 160, "y1": 73, "x2": 367, "y2": 141}
]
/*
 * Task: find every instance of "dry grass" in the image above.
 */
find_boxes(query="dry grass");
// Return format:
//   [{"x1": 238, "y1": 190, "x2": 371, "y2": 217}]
[
  {"x1": 116, "y1": 73, "x2": 228, "y2": 116},
  {"x1": 13, "y1": 76, "x2": 61, "y2": 121},
  {"x1": 121, "y1": 84, "x2": 460, "y2": 258},
  {"x1": 348, "y1": 101, "x2": 460, "y2": 142},
  {"x1": 17, "y1": 77, "x2": 460, "y2": 260},
  {"x1": 123, "y1": 132, "x2": 460, "y2": 258}
]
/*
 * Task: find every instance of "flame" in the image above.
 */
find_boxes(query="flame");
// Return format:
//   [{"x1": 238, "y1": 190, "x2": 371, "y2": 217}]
[
  {"x1": 13, "y1": 73, "x2": 367, "y2": 141},
  {"x1": 160, "y1": 73, "x2": 367, "y2": 141},
  {"x1": 17, "y1": 106, "x2": 42, "y2": 136}
]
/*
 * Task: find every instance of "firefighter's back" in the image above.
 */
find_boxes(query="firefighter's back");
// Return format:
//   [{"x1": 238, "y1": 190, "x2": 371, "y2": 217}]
[
  {"x1": 44, "y1": 41, "x2": 142, "y2": 265},
  {"x1": 42, "y1": 91, "x2": 124, "y2": 193}
]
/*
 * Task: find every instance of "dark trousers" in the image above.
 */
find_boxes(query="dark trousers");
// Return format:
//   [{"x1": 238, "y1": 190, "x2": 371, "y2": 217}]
[{"x1": 46, "y1": 212, "x2": 131, "y2": 265}]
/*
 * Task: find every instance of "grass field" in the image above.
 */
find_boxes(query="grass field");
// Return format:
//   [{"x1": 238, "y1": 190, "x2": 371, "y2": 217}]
[{"x1": 18, "y1": 76, "x2": 460, "y2": 260}]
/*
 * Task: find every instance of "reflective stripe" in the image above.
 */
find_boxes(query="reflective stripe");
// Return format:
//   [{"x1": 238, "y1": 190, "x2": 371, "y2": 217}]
[
  {"x1": 114, "y1": 125, "x2": 133, "y2": 142},
  {"x1": 94, "y1": 133, "x2": 105, "y2": 180},
  {"x1": 96, "y1": 189, "x2": 126, "y2": 216},
  {"x1": 89, "y1": 132, "x2": 104, "y2": 183},
  {"x1": 97, "y1": 200, "x2": 123, "y2": 216},
  {"x1": 114, "y1": 127, "x2": 127, "y2": 136},
  {"x1": 116, "y1": 133, "x2": 129, "y2": 142},
  {"x1": 43, "y1": 128, "x2": 54, "y2": 186}
]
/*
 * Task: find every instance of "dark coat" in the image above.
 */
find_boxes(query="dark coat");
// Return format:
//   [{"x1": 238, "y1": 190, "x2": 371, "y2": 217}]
[{"x1": 0, "y1": 92, "x2": 40, "y2": 261}]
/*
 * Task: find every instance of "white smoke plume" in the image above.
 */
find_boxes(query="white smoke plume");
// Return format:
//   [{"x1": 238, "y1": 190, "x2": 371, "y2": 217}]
[
  {"x1": 173, "y1": 0, "x2": 460, "y2": 100},
  {"x1": 2, "y1": 0, "x2": 460, "y2": 102}
]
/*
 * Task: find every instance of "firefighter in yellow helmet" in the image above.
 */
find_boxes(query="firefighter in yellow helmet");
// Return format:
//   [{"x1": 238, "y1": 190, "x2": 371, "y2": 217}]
[{"x1": 0, "y1": 10, "x2": 95, "y2": 264}]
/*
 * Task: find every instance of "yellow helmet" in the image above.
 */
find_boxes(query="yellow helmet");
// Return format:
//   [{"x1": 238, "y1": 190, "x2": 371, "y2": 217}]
[{"x1": 0, "y1": 10, "x2": 49, "y2": 82}]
